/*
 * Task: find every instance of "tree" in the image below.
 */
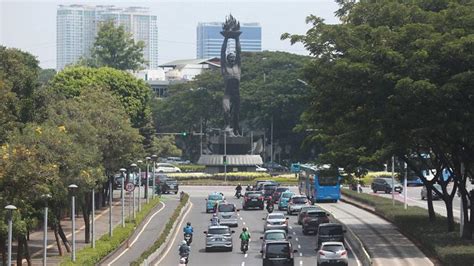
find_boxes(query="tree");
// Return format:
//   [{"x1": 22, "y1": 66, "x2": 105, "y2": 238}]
[
  {"x1": 282, "y1": 0, "x2": 474, "y2": 235},
  {"x1": 37, "y1": 68, "x2": 56, "y2": 85},
  {"x1": 47, "y1": 66, "x2": 153, "y2": 129},
  {"x1": 148, "y1": 135, "x2": 182, "y2": 158},
  {"x1": 91, "y1": 20, "x2": 145, "y2": 70}
]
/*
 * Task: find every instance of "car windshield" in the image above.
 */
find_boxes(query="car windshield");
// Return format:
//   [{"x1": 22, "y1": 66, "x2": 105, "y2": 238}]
[
  {"x1": 208, "y1": 195, "x2": 223, "y2": 201},
  {"x1": 264, "y1": 185, "x2": 277, "y2": 190},
  {"x1": 218, "y1": 204, "x2": 235, "y2": 212},
  {"x1": 268, "y1": 213, "x2": 285, "y2": 220},
  {"x1": 266, "y1": 243, "x2": 290, "y2": 258},
  {"x1": 208, "y1": 228, "x2": 230, "y2": 235},
  {"x1": 291, "y1": 197, "x2": 307, "y2": 204},
  {"x1": 307, "y1": 211, "x2": 326, "y2": 217},
  {"x1": 276, "y1": 187, "x2": 288, "y2": 192},
  {"x1": 265, "y1": 232, "x2": 286, "y2": 240},
  {"x1": 322, "y1": 244, "x2": 345, "y2": 252},
  {"x1": 319, "y1": 226, "x2": 343, "y2": 235}
]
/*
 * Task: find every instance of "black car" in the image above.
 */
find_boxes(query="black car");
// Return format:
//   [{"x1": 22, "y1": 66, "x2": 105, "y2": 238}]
[
  {"x1": 261, "y1": 241, "x2": 296, "y2": 266},
  {"x1": 242, "y1": 191, "x2": 264, "y2": 210},
  {"x1": 302, "y1": 210, "x2": 330, "y2": 235},
  {"x1": 263, "y1": 162, "x2": 289, "y2": 173},
  {"x1": 263, "y1": 184, "x2": 278, "y2": 201},
  {"x1": 371, "y1": 177, "x2": 403, "y2": 194},
  {"x1": 160, "y1": 177, "x2": 179, "y2": 194},
  {"x1": 316, "y1": 223, "x2": 346, "y2": 248}
]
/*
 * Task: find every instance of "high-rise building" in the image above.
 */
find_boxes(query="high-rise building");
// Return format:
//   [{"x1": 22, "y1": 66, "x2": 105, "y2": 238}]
[
  {"x1": 57, "y1": 5, "x2": 158, "y2": 70},
  {"x1": 196, "y1": 22, "x2": 261, "y2": 59}
]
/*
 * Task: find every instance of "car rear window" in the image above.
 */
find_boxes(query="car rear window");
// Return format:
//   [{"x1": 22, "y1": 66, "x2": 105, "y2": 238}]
[
  {"x1": 319, "y1": 225, "x2": 343, "y2": 235},
  {"x1": 276, "y1": 187, "x2": 289, "y2": 192},
  {"x1": 265, "y1": 232, "x2": 286, "y2": 240},
  {"x1": 266, "y1": 243, "x2": 290, "y2": 258},
  {"x1": 269, "y1": 213, "x2": 285, "y2": 220},
  {"x1": 218, "y1": 204, "x2": 235, "y2": 212},
  {"x1": 208, "y1": 195, "x2": 223, "y2": 201},
  {"x1": 264, "y1": 184, "x2": 277, "y2": 190},
  {"x1": 291, "y1": 197, "x2": 307, "y2": 204},
  {"x1": 208, "y1": 228, "x2": 230, "y2": 235},
  {"x1": 307, "y1": 211, "x2": 326, "y2": 217},
  {"x1": 322, "y1": 244, "x2": 345, "y2": 252}
]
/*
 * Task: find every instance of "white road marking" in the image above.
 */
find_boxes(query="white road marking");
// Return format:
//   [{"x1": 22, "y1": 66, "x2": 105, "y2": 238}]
[
  {"x1": 299, "y1": 252, "x2": 303, "y2": 257},
  {"x1": 295, "y1": 237, "x2": 299, "y2": 242},
  {"x1": 243, "y1": 222, "x2": 246, "y2": 225},
  {"x1": 344, "y1": 239, "x2": 362, "y2": 266},
  {"x1": 244, "y1": 253, "x2": 248, "y2": 258},
  {"x1": 153, "y1": 201, "x2": 193, "y2": 266},
  {"x1": 240, "y1": 217, "x2": 243, "y2": 220},
  {"x1": 298, "y1": 244, "x2": 301, "y2": 249},
  {"x1": 289, "y1": 226, "x2": 293, "y2": 229},
  {"x1": 293, "y1": 232, "x2": 296, "y2": 235},
  {"x1": 299, "y1": 260, "x2": 303, "y2": 265},
  {"x1": 241, "y1": 262, "x2": 245, "y2": 266},
  {"x1": 107, "y1": 202, "x2": 166, "y2": 266}
]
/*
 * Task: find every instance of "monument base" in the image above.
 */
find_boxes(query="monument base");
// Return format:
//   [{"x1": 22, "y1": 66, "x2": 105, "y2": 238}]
[
  {"x1": 197, "y1": 154, "x2": 263, "y2": 174},
  {"x1": 209, "y1": 135, "x2": 251, "y2": 155}
]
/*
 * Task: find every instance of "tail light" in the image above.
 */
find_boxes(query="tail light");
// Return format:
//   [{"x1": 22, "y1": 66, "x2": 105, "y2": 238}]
[
  {"x1": 340, "y1": 251, "x2": 347, "y2": 256},
  {"x1": 258, "y1": 196, "x2": 264, "y2": 200},
  {"x1": 319, "y1": 251, "x2": 326, "y2": 256}
]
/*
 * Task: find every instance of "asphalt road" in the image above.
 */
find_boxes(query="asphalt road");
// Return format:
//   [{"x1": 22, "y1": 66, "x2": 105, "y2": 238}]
[
  {"x1": 359, "y1": 183, "x2": 474, "y2": 219},
  {"x1": 156, "y1": 186, "x2": 360, "y2": 266}
]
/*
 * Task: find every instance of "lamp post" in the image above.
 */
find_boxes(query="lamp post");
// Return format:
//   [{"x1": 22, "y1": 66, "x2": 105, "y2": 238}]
[
  {"x1": 68, "y1": 184, "x2": 78, "y2": 262},
  {"x1": 41, "y1": 194, "x2": 52, "y2": 265},
  {"x1": 391, "y1": 156, "x2": 395, "y2": 206},
  {"x1": 151, "y1": 155, "x2": 158, "y2": 199},
  {"x1": 119, "y1": 168, "x2": 126, "y2": 227},
  {"x1": 108, "y1": 175, "x2": 113, "y2": 237},
  {"x1": 224, "y1": 131, "x2": 227, "y2": 183},
  {"x1": 130, "y1": 163, "x2": 137, "y2": 220},
  {"x1": 145, "y1": 156, "x2": 151, "y2": 203},
  {"x1": 137, "y1": 160, "x2": 143, "y2": 211},
  {"x1": 5, "y1": 205, "x2": 17, "y2": 266}
]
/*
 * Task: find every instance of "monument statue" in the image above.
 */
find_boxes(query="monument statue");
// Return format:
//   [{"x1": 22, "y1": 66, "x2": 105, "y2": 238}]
[{"x1": 221, "y1": 14, "x2": 242, "y2": 136}]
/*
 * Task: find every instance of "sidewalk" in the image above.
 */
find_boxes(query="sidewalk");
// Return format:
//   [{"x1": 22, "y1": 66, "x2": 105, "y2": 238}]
[{"x1": 16, "y1": 188, "x2": 156, "y2": 265}]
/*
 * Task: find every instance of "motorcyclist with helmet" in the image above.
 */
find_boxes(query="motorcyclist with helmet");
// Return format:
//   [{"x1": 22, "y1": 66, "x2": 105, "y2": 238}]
[
  {"x1": 178, "y1": 240, "x2": 190, "y2": 264},
  {"x1": 183, "y1": 222, "x2": 193, "y2": 244},
  {"x1": 235, "y1": 183, "x2": 243, "y2": 198}
]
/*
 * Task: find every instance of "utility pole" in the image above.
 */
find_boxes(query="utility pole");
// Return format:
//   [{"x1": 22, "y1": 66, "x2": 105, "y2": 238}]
[
  {"x1": 200, "y1": 118, "x2": 203, "y2": 156},
  {"x1": 391, "y1": 156, "x2": 395, "y2": 206},
  {"x1": 270, "y1": 116, "x2": 274, "y2": 163}
]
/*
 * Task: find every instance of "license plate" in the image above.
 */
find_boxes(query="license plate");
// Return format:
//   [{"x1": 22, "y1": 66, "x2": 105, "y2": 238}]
[
  {"x1": 214, "y1": 238, "x2": 222, "y2": 241},
  {"x1": 251, "y1": 199, "x2": 257, "y2": 201}
]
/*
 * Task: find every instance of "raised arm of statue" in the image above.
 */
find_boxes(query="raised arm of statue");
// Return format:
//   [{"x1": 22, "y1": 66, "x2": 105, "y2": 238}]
[
  {"x1": 235, "y1": 36, "x2": 241, "y2": 67},
  {"x1": 221, "y1": 37, "x2": 229, "y2": 75}
]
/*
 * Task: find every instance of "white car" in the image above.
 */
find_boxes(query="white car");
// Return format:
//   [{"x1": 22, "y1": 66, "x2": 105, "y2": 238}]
[
  {"x1": 156, "y1": 163, "x2": 181, "y2": 173},
  {"x1": 317, "y1": 242, "x2": 348, "y2": 266},
  {"x1": 256, "y1": 165, "x2": 268, "y2": 172}
]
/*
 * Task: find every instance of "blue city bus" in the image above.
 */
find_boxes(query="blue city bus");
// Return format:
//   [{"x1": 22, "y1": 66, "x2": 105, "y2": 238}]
[{"x1": 298, "y1": 164, "x2": 341, "y2": 203}]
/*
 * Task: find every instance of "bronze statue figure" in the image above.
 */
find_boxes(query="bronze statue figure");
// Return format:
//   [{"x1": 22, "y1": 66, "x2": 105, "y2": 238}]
[{"x1": 221, "y1": 14, "x2": 242, "y2": 136}]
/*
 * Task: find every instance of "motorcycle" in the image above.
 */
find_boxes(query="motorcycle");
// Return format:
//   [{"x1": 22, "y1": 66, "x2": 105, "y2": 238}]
[
  {"x1": 266, "y1": 203, "x2": 274, "y2": 213},
  {"x1": 235, "y1": 191, "x2": 242, "y2": 199},
  {"x1": 179, "y1": 255, "x2": 189, "y2": 265},
  {"x1": 241, "y1": 240, "x2": 249, "y2": 253},
  {"x1": 184, "y1": 233, "x2": 192, "y2": 245}
]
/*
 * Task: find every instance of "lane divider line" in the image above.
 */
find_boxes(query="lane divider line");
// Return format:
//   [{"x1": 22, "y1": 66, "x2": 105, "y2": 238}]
[
  {"x1": 153, "y1": 201, "x2": 193, "y2": 266},
  {"x1": 298, "y1": 244, "x2": 301, "y2": 249},
  {"x1": 293, "y1": 232, "x2": 296, "y2": 235},
  {"x1": 344, "y1": 239, "x2": 362, "y2": 266},
  {"x1": 299, "y1": 260, "x2": 303, "y2": 265},
  {"x1": 107, "y1": 201, "x2": 166, "y2": 266},
  {"x1": 244, "y1": 253, "x2": 248, "y2": 258},
  {"x1": 299, "y1": 252, "x2": 303, "y2": 256},
  {"x1": 295, "y1": 237, "x2": 299, "y2": 242},
  {"x1": 241, "y1": 262, "x2": 245, "y2": 266}
]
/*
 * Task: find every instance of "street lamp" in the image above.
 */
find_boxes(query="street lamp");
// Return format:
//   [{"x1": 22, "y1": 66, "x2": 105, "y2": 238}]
[
  {"x1": 130, "y1": 163, "x2": 137, "y2": 219},
  {"x1": 5, "y1": 204, "x2": 17, "y2": 266},
  {"x1": 137, "y1": 160, "x2": 143, "y2": 211},
  {"x1": 119, "y1": 168, "x2": 126, "y2": 227},
  {"x1": 151, "y1": 155, "x2": 158, "y2": 199},
  {"x1": 91, "y1": 186, "x2": 96, "y2": 248},
  {"x1": 41, "y1": 194, "x2": 52, "y2": 265},
  {"x1": 108, "y1": 175, "x2": 113, "y2": 237},
  {"x1": 145, "y1": 156, "x2": 151, "y2": 203},
  {"x1": 68, "y1": 184, "x2": 78, "y2": 262}
]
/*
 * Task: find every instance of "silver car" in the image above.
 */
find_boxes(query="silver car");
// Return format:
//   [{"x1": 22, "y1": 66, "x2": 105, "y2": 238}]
[
  {"x1": 287, "y1": 195, "x2": 310, "y2": 215},
  {"x1": 260, "y1": 229, "x2": 291, "y2": 252},
  {"x1": 217, "y1": 202, "x2": 239, "y2": 227},
  {"x1": 204, "y1": 225, "x2": 234, "y2": 251},
  {"x1": 316, "y1": 242, "x2": 348, "y2": 266},
  {"x1": 263, "y1": 213, "x2": 289, "y2": 232}
]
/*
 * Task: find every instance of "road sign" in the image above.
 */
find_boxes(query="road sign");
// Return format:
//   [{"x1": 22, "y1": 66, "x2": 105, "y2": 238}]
[
  {"x1": 291, "y1": 163, "x2": 300, "y2": 173},
  {"x1": 125, "y1": 182, "x2": 135, "y2": 192}
]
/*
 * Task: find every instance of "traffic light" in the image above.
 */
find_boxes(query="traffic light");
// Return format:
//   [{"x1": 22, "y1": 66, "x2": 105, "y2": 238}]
[{"x1": 181, "y1": 132, "x2": 187, "y2": 136}]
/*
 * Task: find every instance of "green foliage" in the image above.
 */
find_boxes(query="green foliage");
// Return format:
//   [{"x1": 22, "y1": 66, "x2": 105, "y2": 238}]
[
  {"x1": 131, "y1": 193, "x2": 190, "y2": 265},
  {"x1": 37, "y1": 68, "x2": 56, "y2": 85},
  {"x1": 61, "y1": 197, "x2": 161, "y2": 265},
  {"x1": 342, "y1": 189, "x2": 474, "y2": 265},
  {"x1": 176, "y1": 164, "x2": 206, "y2": 172},
  {"x1": 48, "y1": 66, "x2": 152, "y2": 128},
  {"x1": 148, "y1": 135, "x2": 182, "y2": 158},
  {"x1": 90, "y1": 21, "x2": 146, "y2": 71}
]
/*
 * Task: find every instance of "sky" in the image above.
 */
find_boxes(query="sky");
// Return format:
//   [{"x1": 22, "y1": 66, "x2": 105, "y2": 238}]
[{"x1": 0, "y1": 0, "x2": 340, "y2": 69}]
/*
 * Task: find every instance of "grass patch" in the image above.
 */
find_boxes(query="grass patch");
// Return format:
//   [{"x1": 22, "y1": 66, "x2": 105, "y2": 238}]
[
  {"x1": 169, "y1": 172, "x2": 298, "y2": 185},
  {"x1": 60, "y1": 197, "x2": 161, "y2": 266},
  {"x1": 130, "y1": 193, "x2": 190, "y2": 266},
  {"x1": 342, "y1": 189, "x2": 474, "y2": 266}
]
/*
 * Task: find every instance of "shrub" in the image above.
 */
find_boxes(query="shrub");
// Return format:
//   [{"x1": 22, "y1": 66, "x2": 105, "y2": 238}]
[
  {"x1": 342, "y1": 189, "x2": 474, "y2": 266},
  {"x1": 178, "y1": 164, "x2": 206, "y2": 172}
]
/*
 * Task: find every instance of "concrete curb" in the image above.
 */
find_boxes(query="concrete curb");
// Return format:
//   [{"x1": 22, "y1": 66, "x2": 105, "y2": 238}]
[
  {"x1": 319, "y1": 205, "x2": 372, "y2": 266},
  {"x1": 142, "y1": 200, "x2": 191, "y2": 266},
  {"x1": 96, "y1": 200, "x2": 163, "y2": 265}
]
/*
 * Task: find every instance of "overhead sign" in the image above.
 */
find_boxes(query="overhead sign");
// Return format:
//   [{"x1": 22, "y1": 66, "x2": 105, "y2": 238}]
[
  {"x1": 125, "y1": 182, "x2": 135, "y2": 192},
  {"x1": 291, "y1": 163, "x2": 301, "y2": 173}
]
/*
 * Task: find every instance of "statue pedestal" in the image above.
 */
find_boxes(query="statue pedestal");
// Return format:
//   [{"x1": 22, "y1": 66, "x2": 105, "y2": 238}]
[{"x1": 197, "y1": 134, "x2": 263, "y2": 174}]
